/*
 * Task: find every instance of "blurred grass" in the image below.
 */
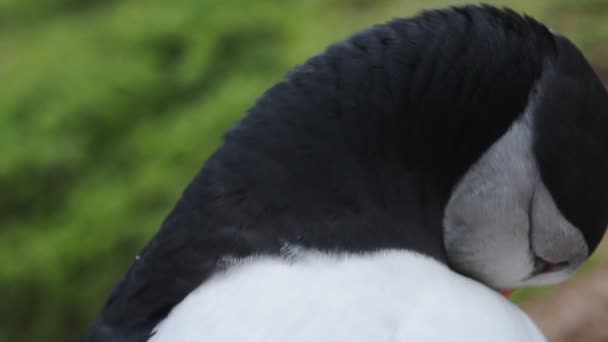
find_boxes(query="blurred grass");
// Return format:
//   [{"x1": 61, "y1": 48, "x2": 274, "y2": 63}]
[{"x1": 0, "y1": 1, "x2": 606, "y2": 341}]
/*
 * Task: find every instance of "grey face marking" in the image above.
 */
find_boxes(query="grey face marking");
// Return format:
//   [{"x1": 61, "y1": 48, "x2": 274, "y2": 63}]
[{"x1": 443, "y1": 102, "x2": 588, "y2": 290}]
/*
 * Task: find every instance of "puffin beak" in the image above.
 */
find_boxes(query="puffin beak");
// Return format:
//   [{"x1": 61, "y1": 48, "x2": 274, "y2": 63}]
[{"x1": 500, "y1": 289, "x2": 515, "y2": 298}]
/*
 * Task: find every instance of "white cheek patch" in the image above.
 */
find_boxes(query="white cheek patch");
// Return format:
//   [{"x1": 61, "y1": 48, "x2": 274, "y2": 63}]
[
  {"x1": 444, "y1": 115, "x2": 537, "y2": 288},
  {"x1": 528, "y1": 184, "x2": 588, "y2": 285},
  {"x1": 530, "y1": 185, "x2": 587, "y2": 263},
  {"x1": 443, "y1": 109, "x2": 588, "y2": 289}
]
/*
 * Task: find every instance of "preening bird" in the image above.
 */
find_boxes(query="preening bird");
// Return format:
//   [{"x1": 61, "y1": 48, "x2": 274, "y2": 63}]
[{"x1": 83, "y1": 5, "x2": 608, "y2": 342}]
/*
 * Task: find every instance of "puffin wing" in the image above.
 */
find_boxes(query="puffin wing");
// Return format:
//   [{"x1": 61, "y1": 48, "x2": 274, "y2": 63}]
[{"x1": 82, "y1": 222, "x2": 278, "y2": 342}]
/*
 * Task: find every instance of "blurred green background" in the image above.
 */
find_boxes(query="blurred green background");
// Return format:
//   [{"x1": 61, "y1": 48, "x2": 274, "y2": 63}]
[{"x1": 1, "y1": 0, "x2": 607, "y2": 341}]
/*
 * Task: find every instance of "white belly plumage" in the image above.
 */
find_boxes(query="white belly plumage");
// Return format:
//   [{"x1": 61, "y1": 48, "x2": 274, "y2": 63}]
[{"x1": 149, "y1": 250, "x2": 546, "y2": 342}]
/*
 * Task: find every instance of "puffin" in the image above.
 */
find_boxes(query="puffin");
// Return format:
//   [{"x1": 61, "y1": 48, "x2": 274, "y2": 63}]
[{"x1": 83, "y1": 5, "x2": 608, "y2": 342}]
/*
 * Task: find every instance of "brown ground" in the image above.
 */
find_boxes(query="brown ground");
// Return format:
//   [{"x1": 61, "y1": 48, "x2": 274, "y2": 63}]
[{"x1": 522, "y1": 237, "x2": 608, "y2": 342}]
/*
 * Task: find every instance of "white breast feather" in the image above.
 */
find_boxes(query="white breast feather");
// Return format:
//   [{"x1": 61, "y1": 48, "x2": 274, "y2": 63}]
[{"x1": 149, "y1": 250, "x2": 546, "y2": 342}]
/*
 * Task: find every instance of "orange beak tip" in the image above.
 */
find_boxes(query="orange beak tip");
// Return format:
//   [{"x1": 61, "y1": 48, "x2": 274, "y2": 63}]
[{"x1": 500, "y1": 289, "x2": 515, "y2": 298}]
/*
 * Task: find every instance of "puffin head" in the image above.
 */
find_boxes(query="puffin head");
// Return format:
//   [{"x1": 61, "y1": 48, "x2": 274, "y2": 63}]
[{"x1": 443, "y1": 31, "x2": 608, "y2": 291}]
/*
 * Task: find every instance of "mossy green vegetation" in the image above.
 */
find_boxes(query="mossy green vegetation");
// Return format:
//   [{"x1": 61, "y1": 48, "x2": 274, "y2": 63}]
[{"x1": 0, "y1": 1, "x2": 606, "y2": 340}]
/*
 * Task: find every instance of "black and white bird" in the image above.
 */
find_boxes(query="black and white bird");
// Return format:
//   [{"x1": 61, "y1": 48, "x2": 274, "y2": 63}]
[{"x1": 83, "y1": 5, "x2": 608, "y2": 342}]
